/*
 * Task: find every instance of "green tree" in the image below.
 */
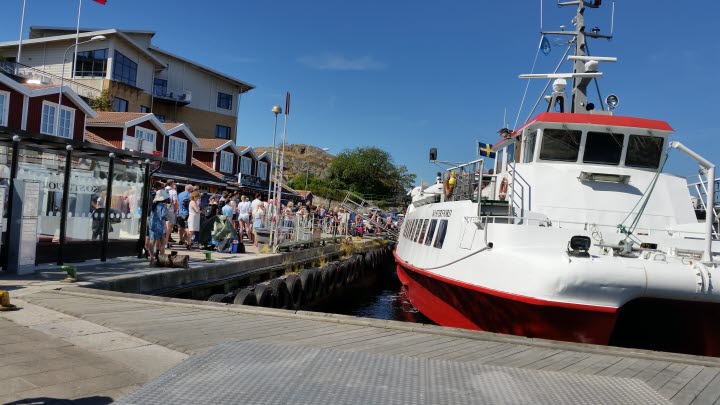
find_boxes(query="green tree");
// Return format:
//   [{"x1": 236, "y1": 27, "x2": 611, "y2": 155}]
[
  {"x1": 328, "y1": 147, "x2": 415, "y2": 198},
  {"x1": 89, "y1": 89, "x2": 113, "y2": 112}
]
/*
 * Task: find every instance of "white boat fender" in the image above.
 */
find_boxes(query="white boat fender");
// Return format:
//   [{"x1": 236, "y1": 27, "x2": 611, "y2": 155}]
[{"x1": 693, "y1": 262, "x2": 711, "y2": 294}]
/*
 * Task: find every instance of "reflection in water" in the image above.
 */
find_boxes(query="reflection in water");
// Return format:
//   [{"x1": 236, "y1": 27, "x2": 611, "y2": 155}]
[{"x1": 309, "y1": 260, "x2": 434, "y2": 325}]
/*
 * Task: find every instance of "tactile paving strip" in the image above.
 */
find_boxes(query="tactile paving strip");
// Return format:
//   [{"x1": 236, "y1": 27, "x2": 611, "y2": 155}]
[{"x1": 116, "y1": 341, "x2": 669, "y2": 405}]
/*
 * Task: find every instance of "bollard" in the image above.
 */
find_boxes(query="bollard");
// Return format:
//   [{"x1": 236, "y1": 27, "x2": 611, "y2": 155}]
[
  {"x1": 61, "y1": 265, "x2": 78, "y2": 282},
  {"x1": 0, "y1": 290, "x2": 18, "y2": 311}
]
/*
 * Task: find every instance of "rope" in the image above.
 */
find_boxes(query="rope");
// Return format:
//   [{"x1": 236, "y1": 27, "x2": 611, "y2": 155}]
[
  {"x1": 513, "y1": 36, "x2": 545, "y2": 129},
  {"x1": 617, "y1": 151, "x2": 670, "y2": 241}
]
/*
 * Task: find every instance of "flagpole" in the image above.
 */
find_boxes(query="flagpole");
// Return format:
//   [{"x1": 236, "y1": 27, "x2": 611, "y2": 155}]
[
  {"x1": 16, "y1": 0, "x2": 27, "y2": 72},
  {"x1": 71, "y1": 0, "x2": 82, "y2": 80}
]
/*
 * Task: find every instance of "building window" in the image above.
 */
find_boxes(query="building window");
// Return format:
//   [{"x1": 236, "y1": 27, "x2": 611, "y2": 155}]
[
  {"x1": 219, "y1": 151, "x2": 233, "y2": 173},
  {"x1": 216, "y1": 125, "x2": 231, "y2": 140},
  {"x1": 257, "y1": 161, "x2": 268, "y2": 180},
  {"x1": 135, "y1": 127, "x2": 156, "y2": 151},
  {"x1": 113, "y1": 97, "x2": 128, "y2": 112},
  {"x1": 0, "y1": 90, "x2": 9, "y2": 127},
  {"x1": 112, "y1": 50, "x2": 137, "y2": 87},
  {"x1": 58, "y1": 108, "x2": 74, "y2": 139},
  {"x1": 217, "y1": 92, "x2": 232, "y2": 110},
  {"x1": 154, "y1": 114, "x2": 166, "y2": 122},
  {"x1": 140, "y1": 105, "x2": 150, "y2": 113},
  {"x1": 153, "y1": 78, "x2": 168, "y2": 97},
  {"x1": 40, "y1": 101, "x2": 74, "y2": 139},
  {"x1": 240, "y1": 156, "x2": 252, "y2": 175},
  {"x1": 168, "y1": 136, "x2": 187, "y2": 163},
  {"x1": 74, "y1": 48, "x2": 108, "y2": 78}
]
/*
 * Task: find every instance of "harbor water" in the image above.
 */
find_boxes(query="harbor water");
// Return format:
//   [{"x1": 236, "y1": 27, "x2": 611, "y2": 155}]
[{"x1": 310, "y1": 258, "x2": 434, "y2": 325}]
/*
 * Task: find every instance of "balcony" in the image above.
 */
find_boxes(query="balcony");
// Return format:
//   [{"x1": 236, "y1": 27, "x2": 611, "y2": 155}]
[
  {"x1": 0, "y1": 60, "x2": 101, "y2": 100},
  {"x1": 152, "y1": 88, "x2": 192, "y2": 106}
]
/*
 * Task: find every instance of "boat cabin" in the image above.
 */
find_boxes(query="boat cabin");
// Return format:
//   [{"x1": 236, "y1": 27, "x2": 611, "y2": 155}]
[{"x1": 491, "y1": 112, "x2": 673, "y2": 176}]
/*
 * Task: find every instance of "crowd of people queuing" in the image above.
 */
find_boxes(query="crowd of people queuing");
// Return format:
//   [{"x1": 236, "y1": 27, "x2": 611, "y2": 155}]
[{"x1": 143, "y1": 178, "x2": 404, "y2": 261}]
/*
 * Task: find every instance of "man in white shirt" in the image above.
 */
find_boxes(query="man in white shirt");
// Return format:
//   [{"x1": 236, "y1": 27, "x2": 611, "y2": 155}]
[{"x1": 165, "y1": 179, "x2": 179, "y2": 246}]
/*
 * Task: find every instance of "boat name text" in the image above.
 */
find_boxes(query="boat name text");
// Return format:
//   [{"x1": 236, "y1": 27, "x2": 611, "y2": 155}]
[{"x1": 432, "y1": 210, "x2": 452, "y2": 218}]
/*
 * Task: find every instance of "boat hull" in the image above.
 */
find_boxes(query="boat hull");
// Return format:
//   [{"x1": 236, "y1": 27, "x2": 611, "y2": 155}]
[
  {"x1": 394, "y1": 258, "x2": 618, "y2": 346},
  {"x1": 395, "y1": 252, "x2": 720, "y2": 356}
]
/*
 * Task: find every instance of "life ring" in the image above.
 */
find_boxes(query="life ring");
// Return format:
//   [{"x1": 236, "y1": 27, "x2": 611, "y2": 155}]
[{"x1": 499, "y1": 178, "x2": 509, "y2": 201}]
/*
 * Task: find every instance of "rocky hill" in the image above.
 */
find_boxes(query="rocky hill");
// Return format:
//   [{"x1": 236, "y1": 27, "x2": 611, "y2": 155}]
[{"x1": 254, "y1": 144, "x2": 333, "y2": 182}]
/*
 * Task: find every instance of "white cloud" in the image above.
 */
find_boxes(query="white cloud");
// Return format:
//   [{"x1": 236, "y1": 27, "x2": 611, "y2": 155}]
[{"x1": 298, "y1": 54, "x2": 386, "y2": 71}]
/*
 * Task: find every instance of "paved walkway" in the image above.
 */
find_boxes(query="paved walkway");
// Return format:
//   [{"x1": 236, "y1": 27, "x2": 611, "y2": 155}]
[
  {"x1": 0, "y1": 310, "x2": 185, "y2": 405},
  {"x1": 15, "y1": 287, "x2": 720, "y2": 404}
]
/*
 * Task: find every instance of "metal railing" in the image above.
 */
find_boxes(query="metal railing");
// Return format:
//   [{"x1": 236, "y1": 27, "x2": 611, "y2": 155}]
[
  {"x1": 464, "y1": 214, "x2": 711, "y2": 239},
  {"x1": 444, "y1": 158, "x2": 485, "y2": 202},
  {"x1": 0, "y1": 60, "x2": 101, "y2": 99},
  {"x1": 341, "y1": 191, "x2": 399, "y2": 239},
  {"x1": 687, "y1": 175, "x2": 720, "y2": 238}
]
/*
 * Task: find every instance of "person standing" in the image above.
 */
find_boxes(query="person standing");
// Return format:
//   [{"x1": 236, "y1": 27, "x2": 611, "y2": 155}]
[
  {"x1": 177, "y1": 184, "x2": 192, "y2": 245},
  {"x1": 149, "y1": 182, "x2": 169, "y2": 262},
  {"x1": 238, "y1": 195, "x2": 252, "y2": 241},
  {"x1": 165, "y1": 179, "x2": 179, "y2": 247},
  {"x1": 252, "y1": 201, "x2": 265, "y2": 247},
  {"x1": 187, "y1": 191, "x2": 201, "y2": 249},
  {"x1": 204, "y1": 195, "x2": 219, "y2": 219}
]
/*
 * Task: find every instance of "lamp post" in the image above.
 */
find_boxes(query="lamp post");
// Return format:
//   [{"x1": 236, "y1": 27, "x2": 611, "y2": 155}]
[
  {"x1": 267, "y1": 105, "x2": 282, "y2": 203},
  {"x1": 54, "y1": 35, "x2": 105, "y2": 137}
]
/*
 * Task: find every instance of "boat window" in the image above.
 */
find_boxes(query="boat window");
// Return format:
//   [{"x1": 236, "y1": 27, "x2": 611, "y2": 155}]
[
  {"x1": 506, "y1": 144, "x2": 515, "y2": 164},
  {"x1": 425, "y1": 219, "x2": 438, "y2": 246},
  {"x1": 523, "y1": 131, "x2": 537, "y2": 163},
  {"x1": 433, "y1": 220, "x2": 449, "y2": 249},
  {"x1": 583, "y1": 132, "x2": 624, "y2": 165},
  {"x1": 496, "y1": 149, "x2": 504, "y2": 173},
  {"x1": 416, "y1": 219, "x2": 429, "y2": 243},
  {"x1": 625, "y1": 135, "x2": 664, "y2": 169},
  {"x1": 406, "y1": 219, "x2": 415, "y2": 239},
  {"x1": 412, "y1": 219, "x2": 424, "y2": 242},
  {"x1": 514, "y1": 138, "x2": 522, "y2": 162},
  {"x1": 539, "y1": 128, "x2": 582, "y2": 162}
]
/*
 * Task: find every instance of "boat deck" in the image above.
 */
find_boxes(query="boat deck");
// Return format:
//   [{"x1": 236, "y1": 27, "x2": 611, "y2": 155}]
[{"x1": 20, "y1": 288, "x2": 720, "y2": 404}]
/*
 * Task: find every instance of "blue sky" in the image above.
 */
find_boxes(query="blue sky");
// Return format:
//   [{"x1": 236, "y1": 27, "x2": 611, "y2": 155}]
[{"x1": 1, "y1": 0, "x2": 718, "y2": 185}]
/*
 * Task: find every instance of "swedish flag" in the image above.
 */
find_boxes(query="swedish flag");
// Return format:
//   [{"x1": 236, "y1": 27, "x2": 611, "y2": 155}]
[{"x1": 478, "y1": 142, "x2": 496, "y2": 158}]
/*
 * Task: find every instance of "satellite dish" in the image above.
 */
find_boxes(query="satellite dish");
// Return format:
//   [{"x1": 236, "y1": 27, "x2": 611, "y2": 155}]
[{"x1": 606, "y1": 94, "x2": 619, "y2": 111}]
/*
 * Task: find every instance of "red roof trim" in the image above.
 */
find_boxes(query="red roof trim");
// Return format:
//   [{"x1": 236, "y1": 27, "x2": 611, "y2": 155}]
[{"x1": 519, "y1": 112, "x2": 673, "y2": 133}]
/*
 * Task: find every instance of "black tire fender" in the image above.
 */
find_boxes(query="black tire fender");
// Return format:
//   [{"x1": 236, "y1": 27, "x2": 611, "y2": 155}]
[
  {"x1": 254, "y1": 284, "x2": 273, "y2": 308},
  {"x1": 284, "y1": 274, "x2": 303, "y2": 309},
  {"x1": 299, "y1": 268, "x2": 316, "y2": 302},
  {"x1": 268, "y1": 278, "x2": 291, "y2": 309},
  {"x1": 233, "y1": 288, "x2": 257, "y2": 306}
]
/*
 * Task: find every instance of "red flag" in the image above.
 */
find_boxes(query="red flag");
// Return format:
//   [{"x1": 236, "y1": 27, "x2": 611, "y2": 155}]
[
  {"x1": 285, "y1": 92, "x2": 290, "y2": 116},
  {"x1": 93, "y1": 0, "x2": 107, "y2": 4}
]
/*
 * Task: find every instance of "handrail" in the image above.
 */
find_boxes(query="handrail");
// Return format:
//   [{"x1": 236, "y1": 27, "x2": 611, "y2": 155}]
[
  {"x1": 0, "y1": 60, "x2": 101, "y2": 99},
  {"x1": 465, "y1": 215, "x2": 714, "y2": 238}
]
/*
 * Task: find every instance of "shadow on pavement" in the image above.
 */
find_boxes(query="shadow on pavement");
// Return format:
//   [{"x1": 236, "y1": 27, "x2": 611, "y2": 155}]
[{"x1": 5, "y1": 396, "x2": 113, "y2": 405}]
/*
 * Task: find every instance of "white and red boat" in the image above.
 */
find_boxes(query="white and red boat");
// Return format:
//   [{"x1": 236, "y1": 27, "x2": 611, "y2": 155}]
[{"x1": 395, "y1": 1, "x2": 720, "y2": 356}]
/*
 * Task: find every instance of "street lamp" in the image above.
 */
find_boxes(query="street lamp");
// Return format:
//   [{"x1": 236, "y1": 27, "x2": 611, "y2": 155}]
[
  {"x1": 54, "y1": 35, "x2": 105, "y2": 137},
  {"x1": 267, "y1": 105, "x2": 282, "y2": 203}
]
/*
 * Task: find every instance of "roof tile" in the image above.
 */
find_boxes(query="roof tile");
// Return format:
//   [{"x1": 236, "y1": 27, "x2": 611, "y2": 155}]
[
  {"x1": 88, "y1": 112, "x2": 151, "y2": 124},
  {"x1": 84, "y1": 130, "x2": 114, "y2": 148},
  {"x1": 197, "y1": 138, "x2": 232, "y2": 150}
]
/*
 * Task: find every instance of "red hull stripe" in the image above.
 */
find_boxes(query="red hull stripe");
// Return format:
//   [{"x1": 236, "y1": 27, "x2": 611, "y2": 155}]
[{"x1": 393, "y1": 250, "x2": 617, "y2": 314}]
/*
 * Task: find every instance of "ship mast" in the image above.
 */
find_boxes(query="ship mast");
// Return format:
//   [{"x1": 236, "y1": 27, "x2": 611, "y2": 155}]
[{"x1": 537, "y1": 1, "x2": 614, "y2": 114}]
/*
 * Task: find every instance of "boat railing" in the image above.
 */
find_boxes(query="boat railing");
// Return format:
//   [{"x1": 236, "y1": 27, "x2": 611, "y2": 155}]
[
  {"x1": 445, "y1": 158, "x2": 485, "y2": 202},
  {"x1": 341, "y1": 191, "x2": 399, "y2": 239},
  {"x1": 687, "y1": 176, "x2": 720, "y2": 233},
  {"x1": 463, "y1": 215, "x2": 712, "y2": 239}
]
